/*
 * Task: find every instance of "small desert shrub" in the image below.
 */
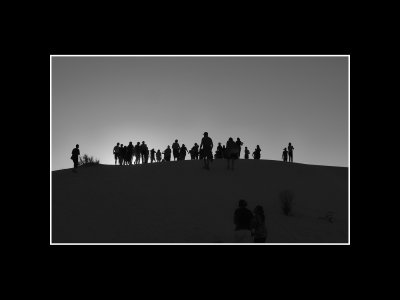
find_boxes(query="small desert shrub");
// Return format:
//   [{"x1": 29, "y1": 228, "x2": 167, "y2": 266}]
[
  {"x1": 79, "y1": 154, "x2": 100, "y2": 167},
  {"x1": 280, "y1": 190, "x2": 294, "y2": 216}
]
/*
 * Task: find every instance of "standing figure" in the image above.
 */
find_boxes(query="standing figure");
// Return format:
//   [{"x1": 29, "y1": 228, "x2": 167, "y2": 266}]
[
  {"x1": 244, "y1": 147, "x2": 250, "y2": 159},
  {"x1": 235, "y1": 138, "x2": 243, "y2": 159},
  {"x1": 127, "y1": 142, "x2": 134, "y2": 165},
  {"x1": 119, "y1": 144, "x2": 124, "y2": 165},
  {"x1": 156, "y1": 149, "x2": 162, "y2": 162},
  {"x1": 233, "y1": 199, "x2": 254, "y2": 243},
  {"x1": 71, "y1": 144, "x2": 80, "y2": 172},
  {"x1": 216, "y1": 142, "x2": 223, "y2": 159},
  {"x1": 251, "y1": 205, "x2": 267, "y2": 243},
  {"x1": 179, "y1": 144, "x2": 188, "y2": 161},
  {"x1": 253, "y1": 145, "x2": 261, "y2": 160},
  {"x1": 150, "y1": 148, "x2": 156, "y2": 163},
  {"x1": 192, "y1": 143, "x2": 199, "y2": 160},
  {"x1": 172, "y1": 139, "x2": 180, "y2": 161},
  {"x1": 282, "y1": 148, "x2": 288, "y2": 162},
  {"x1": 288, "y1": 142, "x2": 294, "y2": 162},
  {"x1": 113, "y1": 143, "x2": 120, "y2": 165},
  {"x1": 163, "y1": 146, "x2": 172, "y2": 162},
  {"x1": 225, "y1": 137, "x2": 239, "y2": 170},
  {"x1": 200, "y1": 132, "x2": 213, "y2": 170},
  {"x1": 134, "y1": 142, "x2": 141, "y2": 164}
]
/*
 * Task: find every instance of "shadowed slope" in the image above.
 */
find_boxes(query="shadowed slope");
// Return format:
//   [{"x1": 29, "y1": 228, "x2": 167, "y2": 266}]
[{"x1": 52, "y1": 160, "x2": 348, "y2": 243}]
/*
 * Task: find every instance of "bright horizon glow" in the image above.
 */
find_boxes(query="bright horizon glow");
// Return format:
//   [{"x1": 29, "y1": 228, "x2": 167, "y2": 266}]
[{"x1": 51, "y1": 55, "x2": 349, "y2": 171}]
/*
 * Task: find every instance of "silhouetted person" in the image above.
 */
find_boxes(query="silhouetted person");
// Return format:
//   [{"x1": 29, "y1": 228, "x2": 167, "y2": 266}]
[
  {"x1": 234, "y1": 199, "x2": 254, "y2": 243},
  {"x1": 113, "y1": 143, "x2": 120, "y2": 165},
  {"x1": 253, "y1": 145, "x2": 261, "y2": 160},
  {"x1": 127, "y1": 142, "x2": 134, "y2": 165},
  {"x1": 226, "y1": 137, "x2": 239, "y2": 170},
  {"x1": 216, "y1": 142, "x2": 223, "y2": 159},
  {"x1": 150, "y1": 148, "x2": 156, "y2": 163},
  {"x1": 282, "y1": 147, "x2": 288, "y2": 162},
  {"x1": 163, "y1": 146, "x2": 171, "y2": 162},
  {"x1": 156, "y1": 149, "x2": 162, "y2": 162},
  {"x1": 222, "y1": 145, "x2": 227, "y2": 159},
  {"x1": 119, "y1": 144, "x2": 124, "y2": 165},
  {"x1": 134, "y1": 142, "x2": 141, "y2": 164},
  {"x1": 71, "y1": 144, "x2": 80, "y2": 172},
  {"x1": 189, "y1": 147, "x2": 195, "y2": 160},
  {"x1": 244, "y1": 147, "x2": 250, "y2": 159},
  {"x1": 235, "y1": 138, "x2": 243, "y2": 158},
  {"x1": 123, "y1": 146, "x2": 128, "y2": 165},
  {"x1": 172, "y1": 139, "x2": 180, "y2": 161},
  {"x1": 192, "y1": 143, "x2": 199, "y2": 160},
  {"x1": 251, "y1": 205, "x2": 267, "y2": 243},
  {"x1": 179, "y1": 144, "x2": 188, "y2": 161},
  {"x1": 141, "y1": 141, "x2": 149, "y2": 164},
  {"x1": 288, "y1": 142, "x2": 294, "y2": 162},
  {"x1": 200, "y1": 132, "x2": 213, "y2": 170}
]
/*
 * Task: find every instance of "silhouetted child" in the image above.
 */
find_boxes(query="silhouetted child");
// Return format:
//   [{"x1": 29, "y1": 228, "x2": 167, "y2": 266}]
[
  {"x1": 172, "y1": 139, "x2": 180, "y2": 161},
  {"x1": 282, "y1": 148, "x2": 288, "y2": 162},
  {"x1": 251, "y1": 205, "x2": 267, "y2": 243},
  {"x1": 253, "y1": 145, "x2": 261, "y2": 160},
  {"x1": 163, "y1": 146, "x2": 171, "y2": 162},
  {"x1": 193, "y1": 143, "x2": 199, "y2": 160},
  {"x1": 71, "y1": 144, "x2": 80, "y2": 172},
  {"x1": 288, "y1": 142, "x2": 294, "y2": 162},
  {"x1": 156, "y1": 150, "x2": 162, "y2": 162},
  {"x1": 150, "y1": 148, "x2": 156, "y2": 163},
  {"x1": 226, "y1": 137, "x2": 239, "y2": 170},
  {"x1": 200, "y1": 132, "x2": 213, "y2": 170},
  {"x1": 244, "y1": 147, "x2": 250, "y2": 159},
  {"x1": 113, "y1": 143, "x2": 120, "y2": 165},
  {"x1": 234, "y1": 199, "x2": 254, "y2": 243},
  {"x1": 235, "y1": 138, "x2": 243, "y2": 158}
]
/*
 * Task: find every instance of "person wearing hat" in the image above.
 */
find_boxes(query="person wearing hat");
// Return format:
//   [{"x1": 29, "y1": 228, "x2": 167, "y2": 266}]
[
  {"x1": 200, "y1": 132, "x2": 213, "y2": 170},
  {"x1": 233, "y1": 199, "x2": 254, "y2": 243},
  {"x1": 251, "y1": 205, "x2": 267, "y2": 243},
  {"x1": 282, "y1": 147, "x2": 288, "y2": 162}
]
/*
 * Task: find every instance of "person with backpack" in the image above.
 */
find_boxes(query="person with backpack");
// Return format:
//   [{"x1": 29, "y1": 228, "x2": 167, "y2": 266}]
[
  {"x1": 150, "y1": 148, "x2": 156, "y2": 163},
  {"x1": 179, "y1": 144, "x2": 188, "y2": 161},
  {"x1": 226, "y1": 137, "x2": 239, "y2": 170},
  {"x1": 251, "y1": 205, "x2": 267, "y2": 243},
  {"x1": 113, "y1": 143, "x2": 120, "y2": 165},
  {"x1": 233, "y1": 199, "x2": 254, "y2": 243},
  {"x1": 244, "y1": 147, "x2": 250, "y2": 159},
  {"x1": 156, "y1": 149, "x2": 162, "y2": 162},
  {"x1": 172, "y1": 139, "x2": 180, "y2": 161},
  {"x1": 235, "y1": 138, "x2": 243, "y2": 158},
  {"x1": 288, "y1": 142, "x2": 294, "y2": 162},
  {"x1": 253, "y1": 145, "x2": 261, "y2": 160},
  {"x1": 71, "y1": 144, "x2": 80, "y2": 172},
  {"x1": 200, "y1": 132, "x2": 213, "y2": 170},
  {"x1": 282, "y1": 147, "x2": 288, "y2": 162},
  {"x1": 163, "y1": 146, "x2": 171, "y2": 162}
]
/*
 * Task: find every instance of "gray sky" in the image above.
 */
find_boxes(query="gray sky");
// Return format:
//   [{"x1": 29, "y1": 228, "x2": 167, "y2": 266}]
[{"x1": 51, "y1": 56, "x2": 348, "y2": 170}]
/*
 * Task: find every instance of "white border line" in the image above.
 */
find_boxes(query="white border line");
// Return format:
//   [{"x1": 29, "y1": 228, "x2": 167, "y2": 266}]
[{"x1": 50, "y1": 55, "x2": 350, "y2": 245}]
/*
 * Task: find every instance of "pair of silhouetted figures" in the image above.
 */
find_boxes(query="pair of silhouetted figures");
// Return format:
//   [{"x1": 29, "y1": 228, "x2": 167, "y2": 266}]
[
  {"x1": 234, "y1": 199, "x2": 267, "y2": 243},
  {"x1": 282, "y1": 143, "x2": 295, "y2": 162}
]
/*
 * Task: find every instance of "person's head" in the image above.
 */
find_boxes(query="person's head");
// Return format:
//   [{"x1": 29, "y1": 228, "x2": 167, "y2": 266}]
[
  {"x1": 167, "y1": 145, "x2": 170, "y2": 148},
  {"x1": 175, "y1": 139, "x2": 178, "y2": 143},
  {"x1": 238, "y1": 199, "x2": 247, "y2": 208},
  {"x1": 204, "y1": 132, "x2": 208, "y2": 137},
  {"x1": 289, "y1": 142, "x2": 292, "y2": 146},
  {"x1": 137, "y1": 142, "x2": 140, "y2": 145},
  {"x1": 129, "y1": 142, "x2": 132, "y2": 145},
  {"x1": 257, "y1": 145, "x2": 260, "y2": 148},
  {"x1": 195, "y1": 143, "x2": 198, "y2": 146},
  {"x1": 76, "y1": 144, "x2": 79, "y2": 148},
  {"x1": 218, "y1": 142, "x2": 221, "y2": 145},
  {"x1": 117, "y1": 142, "x2": 120, "y2": 146},
  {"x1": 245, "y1": 146, "x2": 248, "y2": 149},
  {"x1": 229, "y1": 137, "x2": 233, "y2": 142},
  {"x1": 142, "y1": 141, "x2": 145, "y2": 144},
  {"x1": 254, "y1": 205, "x2": 264, "y2": 214},
  {"x1": 237, "y1": 137, "x2": 241, "y2": 141},
  {"x1": 121, "y1": 144, "x2": 123, "y2": 147},
  {"x1": 284, "y1": 147, "x2": 287, "y2": 150}
]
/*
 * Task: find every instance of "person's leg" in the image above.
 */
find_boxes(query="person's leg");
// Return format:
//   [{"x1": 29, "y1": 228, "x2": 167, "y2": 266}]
[{"x1": 232, "y1": 158, "x2": 235, "y2": 170}]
